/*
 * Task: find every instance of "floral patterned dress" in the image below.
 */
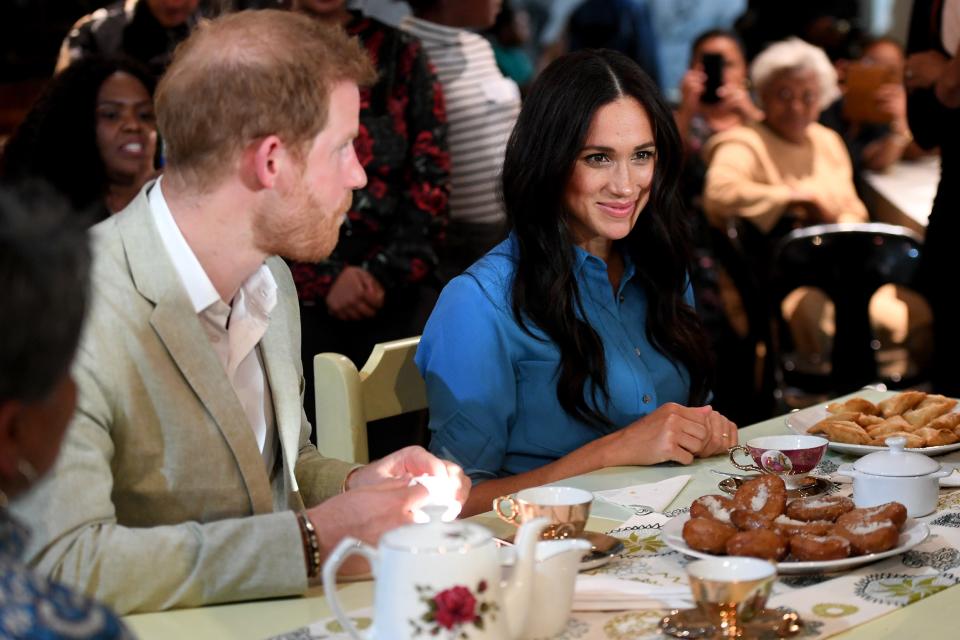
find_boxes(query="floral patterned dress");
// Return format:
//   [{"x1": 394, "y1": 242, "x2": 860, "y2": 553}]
[
  {"x1": 0, "y1": 508, "x2": 132, "y2": 639},
  {"x1": 289, "y1": 11, "x2": 450, "y2": 306}
]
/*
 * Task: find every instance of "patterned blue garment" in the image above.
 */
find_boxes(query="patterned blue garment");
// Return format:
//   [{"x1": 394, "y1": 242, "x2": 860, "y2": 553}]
[
  {"x1": 0, "y1": 508, "x2": 132, "y2": 639},
  {"x1": 416, "y1": 233, "x2": 692, "y2": 481}
]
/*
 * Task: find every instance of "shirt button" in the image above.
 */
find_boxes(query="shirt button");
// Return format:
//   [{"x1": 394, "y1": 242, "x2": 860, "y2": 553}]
[
  {"x1": 642, "y1": 394, "x2": 652, "y2": 404},
  {"x1": 619, "y1": 294, "x2": 625, "y2": 303},
  {"x1": 211, "y1": 335, "x2": 221, "y2": 343},
  {"x1": 634, "y1": 347, "x2": 642, "y2": 357}
]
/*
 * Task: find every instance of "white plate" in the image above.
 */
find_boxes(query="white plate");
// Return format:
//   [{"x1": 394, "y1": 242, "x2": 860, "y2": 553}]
[
  {"x1": 661, "y1": 514, "x2": 929, "y2": 574},
  {"x1": 784, "y1": 403, "x2": 960, "y2": 456}
]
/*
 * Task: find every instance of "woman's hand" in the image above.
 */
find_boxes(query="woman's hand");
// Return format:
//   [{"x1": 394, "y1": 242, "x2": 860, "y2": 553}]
[
  {"x1": 678, "y1": 69, "x2": 706, "y2": 115},
  {"x1": 600, "y1": 403, "x2": 738, "y2": 467},
  {"x1": 699, "y1": 409, "x2": 739, "y2": 457},
  {"x1": 718, "y1": 83, "x2": 763, "y2": 122}
]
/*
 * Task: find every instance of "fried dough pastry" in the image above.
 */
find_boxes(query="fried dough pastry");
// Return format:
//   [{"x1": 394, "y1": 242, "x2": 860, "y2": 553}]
[
  {"x1": 868, "y1": 431, "x2": 925, "y2": 448},
  {"x1": 790, "y1": 534, "x2": 851, "y2": 561},
  {"x1": 812, "y1": 421, "x2": 872, "y2": 445},
  {"x1": 785, "y1": 495, "x2": 854, "y2": 522},
  {"x1": 732, "y1": 475, "x2": 787, "y2": 519},
  {"x1": 808, "y1": 414, "x2": 858, "y2": 434},
  {"x1": 683, "y1": 517, "x2": 737, "y2": 554},
  {"x1": 865, "y1": 415, "x2": 914, "y2": 438},
  {"x1": 915, "y1": 426, "x2": 960, "y2": 447},
  {"x1": 725, "y1": 529, "x2": 788, "y2": 561},
  {"x1": 903, "y1": 400, "x2": 954, "y2": 427},
  {"x1": 827, "y1": 398, "x2": 880, "y2": 416},
  {"x1": 838, "y1": 503, "x2": 908, "y2": 529},
  {"x1": 916, "y1": 394, "x2": 958, "y2": 412},
  {"x1": 855, "y1": 414, "x2": 885, "y2": 427},
  {"x1": 690, "y1": 495, "x2": 735, "y2": 524},
  {"x1": 926, "y1": 412, "x2": 960, "y2": 431},
  {"x1": 877, "y1": 391, "x2": 926, "y2": 418}
]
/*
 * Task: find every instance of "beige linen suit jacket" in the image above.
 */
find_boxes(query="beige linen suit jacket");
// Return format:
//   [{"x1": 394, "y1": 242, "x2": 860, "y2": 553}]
[{"x1": 11, "y1": 185, "x2": 358, "y2": 614}]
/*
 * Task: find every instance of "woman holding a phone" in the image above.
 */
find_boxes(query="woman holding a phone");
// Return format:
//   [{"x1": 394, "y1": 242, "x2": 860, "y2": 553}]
[{"x1": 675, "y1": 29, "x2": 763, "y2": 166}]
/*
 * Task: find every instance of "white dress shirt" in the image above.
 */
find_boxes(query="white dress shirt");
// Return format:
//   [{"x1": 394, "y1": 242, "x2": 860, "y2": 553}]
[{"x1": 149, "y1": 179, "x2": 278, "y2": 472}]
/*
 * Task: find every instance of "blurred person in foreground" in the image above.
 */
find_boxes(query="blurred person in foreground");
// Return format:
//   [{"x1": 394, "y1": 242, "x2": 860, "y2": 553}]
[
  {"x1": 416, "y1": 50, "x2": 737, "y2": 517},
  {"x1": 905, "y1": 0, "x2": 960, "y2": 395},
  {"x1": 1, "y1": 56, "x2": 158, "y2": 222},
  {"x1": 0, "y1": 184, "x2": 131, "y2": 639},
  {"x1": 11, "y1": 10, "x2": 467, "y2": 615},
  {"x1": 289, "y1": 0, "x2": 450, "y2": 450}
]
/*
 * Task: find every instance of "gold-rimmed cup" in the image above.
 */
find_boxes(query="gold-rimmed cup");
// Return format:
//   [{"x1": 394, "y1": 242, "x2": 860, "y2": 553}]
[
  {"x1": 492, "y1": 486, "x2": 593, "y2": 540},
  {"x1": 686, "y1": 557, "x2": 777, "y2": 638}
]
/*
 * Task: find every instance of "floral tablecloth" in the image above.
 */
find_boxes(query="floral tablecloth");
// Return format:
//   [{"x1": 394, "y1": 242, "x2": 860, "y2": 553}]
[{"x1": 273, "y1": 457, "x2": 960, "y2": 640}]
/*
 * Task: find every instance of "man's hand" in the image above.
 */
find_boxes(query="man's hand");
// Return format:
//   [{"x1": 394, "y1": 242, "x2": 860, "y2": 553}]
[
  {"x1": 325, "y1": 266, "x2": 385, "y2": 321},
  {"x1": 347, "y1": 445, "x2": 470, "y2": 505},
  {"x1": 307, "y1": 479, "x2": 429, "y2": 574}
]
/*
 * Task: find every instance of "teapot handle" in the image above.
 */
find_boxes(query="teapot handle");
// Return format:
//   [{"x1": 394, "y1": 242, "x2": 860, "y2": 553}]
[{"x1": 322, "y1": 537, "x2": 377, "y2": 640}]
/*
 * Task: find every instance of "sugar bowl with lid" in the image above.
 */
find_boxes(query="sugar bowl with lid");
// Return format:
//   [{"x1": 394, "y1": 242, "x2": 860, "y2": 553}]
[{"x1": 837, "y1": 436, "x2": 951, "y2": 517}]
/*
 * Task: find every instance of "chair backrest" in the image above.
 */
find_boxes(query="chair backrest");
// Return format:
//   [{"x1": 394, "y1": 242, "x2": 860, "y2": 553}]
[
  {"x1": 768, "y1": 222, "x2": 924, "y2": 393},
  {"x1": 313, "y1": 336, "x2": 426, "y2": 464}
]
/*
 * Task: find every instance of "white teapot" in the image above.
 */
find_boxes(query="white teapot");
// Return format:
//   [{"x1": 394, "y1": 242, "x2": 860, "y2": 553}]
[{"x1": 322, "y1": 512, "x2": 579, "y2": 640}]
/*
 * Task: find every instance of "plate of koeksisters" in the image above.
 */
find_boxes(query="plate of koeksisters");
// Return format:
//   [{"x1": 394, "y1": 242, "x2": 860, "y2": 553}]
[
  {"x1": 785, "y1": 392, "x2": 960, "y2": 455},
  {"x1": 661, "y1": 475, "x2": 928, "y2": 574}
]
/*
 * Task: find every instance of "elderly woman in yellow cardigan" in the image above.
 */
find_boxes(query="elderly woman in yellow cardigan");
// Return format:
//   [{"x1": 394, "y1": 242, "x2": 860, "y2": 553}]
[{"x1": 703, "y1": 37, "x2": 930, "y2": 371}]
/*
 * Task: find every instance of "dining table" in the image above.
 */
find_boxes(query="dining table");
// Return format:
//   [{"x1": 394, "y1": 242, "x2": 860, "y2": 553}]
[
  {"x1": 862, "y1": 155, "x2": 940, "y2": 235},
  {"x1": 123, "y1": 390, "x2": 960, "y2": 639}
]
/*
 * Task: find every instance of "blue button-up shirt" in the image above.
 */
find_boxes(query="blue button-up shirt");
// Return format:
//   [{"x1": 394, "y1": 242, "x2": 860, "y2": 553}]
[{"x1": 416, "y1": 234, "x2": 692, "y2": 481}]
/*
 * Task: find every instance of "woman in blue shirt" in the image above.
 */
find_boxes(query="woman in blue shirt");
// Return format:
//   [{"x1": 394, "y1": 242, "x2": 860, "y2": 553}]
[{"x1": 416, "y1": 50, "x2": 738, "y2": 516}]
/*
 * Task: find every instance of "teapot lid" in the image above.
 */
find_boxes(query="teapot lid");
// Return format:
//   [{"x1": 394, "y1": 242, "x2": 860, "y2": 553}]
[
  {"x1": 853, "y1": 436, "x2": 941, "y2": 477},
  {"x1": 381, "y1": 520, "x2": 492, "y2": 554}
]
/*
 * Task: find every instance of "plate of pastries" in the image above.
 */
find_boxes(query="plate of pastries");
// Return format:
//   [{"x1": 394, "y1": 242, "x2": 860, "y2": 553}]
[
  {"x1": 785, "y1": 391, "x2": 960, "y2": 454},
  {"x1": 661, "y1": 475, "x2": 928, "y2": 574}
]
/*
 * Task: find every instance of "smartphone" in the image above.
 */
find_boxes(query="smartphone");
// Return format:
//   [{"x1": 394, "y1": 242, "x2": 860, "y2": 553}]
[{"x1": 701, "y1": 53, "x2": 724, "y2": 104}]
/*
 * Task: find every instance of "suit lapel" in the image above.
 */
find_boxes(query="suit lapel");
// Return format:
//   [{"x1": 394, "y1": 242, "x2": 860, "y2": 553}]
[
  {"x1": 116, "y1": 185, "x2": 275, "y2": 515},
  {"x1": 260, "y1": 258, "x2": 302, "y2": 499}
]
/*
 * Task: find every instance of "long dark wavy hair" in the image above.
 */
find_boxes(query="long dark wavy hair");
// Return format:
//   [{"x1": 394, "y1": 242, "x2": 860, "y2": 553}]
[
  {"x1": 502, "y1": 49, "x2": 713, "y2": 429},
  {"x1": 0, "y1": 56, "x2": 156, "y2": 214}
]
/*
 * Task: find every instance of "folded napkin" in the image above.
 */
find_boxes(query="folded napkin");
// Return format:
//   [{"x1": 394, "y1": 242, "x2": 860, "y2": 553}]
[
  {"x1": 573, "y1": 574, "x2": 692, "y2": 611},
  {"x1": 594, "y1": 475, "x2": 691, "y2": 515}
]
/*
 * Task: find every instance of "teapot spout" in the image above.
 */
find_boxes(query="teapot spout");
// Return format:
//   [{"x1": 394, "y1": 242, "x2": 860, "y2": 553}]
[{"x1": 500, "y1": 517, "x2": 548, "y2": 639}]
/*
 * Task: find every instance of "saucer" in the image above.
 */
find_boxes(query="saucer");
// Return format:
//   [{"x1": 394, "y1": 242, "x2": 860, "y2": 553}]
[
  {"x1": 580, "y1": 531, "x2": 624, "y2": 571},
  {"x1": 659, "y1": 607, "x2": 804, "y2": 638},
  {"x1": 496, "y1": 530, "x2": 624, "y2": 571},
  {"x1": 718, "y1": 475, "x2": 835, "y2": 499}
]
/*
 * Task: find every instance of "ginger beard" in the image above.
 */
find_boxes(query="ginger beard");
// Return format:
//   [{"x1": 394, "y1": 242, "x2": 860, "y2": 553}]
[{"x1": 252, "y1": 169, "x2": 353, "y2": 263}]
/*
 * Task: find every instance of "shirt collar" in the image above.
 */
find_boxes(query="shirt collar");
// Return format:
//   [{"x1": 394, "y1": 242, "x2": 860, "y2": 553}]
[
  {"x1": 148, "y1": 178, "x2": 222, "y2": 314},
  {"x1": 148, "y1": 178, "x2": 278, "y2": 318}
]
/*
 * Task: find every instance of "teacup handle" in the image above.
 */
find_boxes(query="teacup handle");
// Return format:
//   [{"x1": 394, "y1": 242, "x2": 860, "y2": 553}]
[
  {"x1": 728, "y1": 445, "x2": 764, "y2": 474},
  {"x1": 493, "y1": 495, "x2": 520, "y2": 525},
  {"x1": 322, "y1": 537, "x2": 377, "y2": 640}
]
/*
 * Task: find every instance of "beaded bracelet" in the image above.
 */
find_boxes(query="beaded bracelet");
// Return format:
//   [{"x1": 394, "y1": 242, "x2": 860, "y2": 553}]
[{"x1": 297, "y1": 511, "x2": 322, "y2": 579}]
